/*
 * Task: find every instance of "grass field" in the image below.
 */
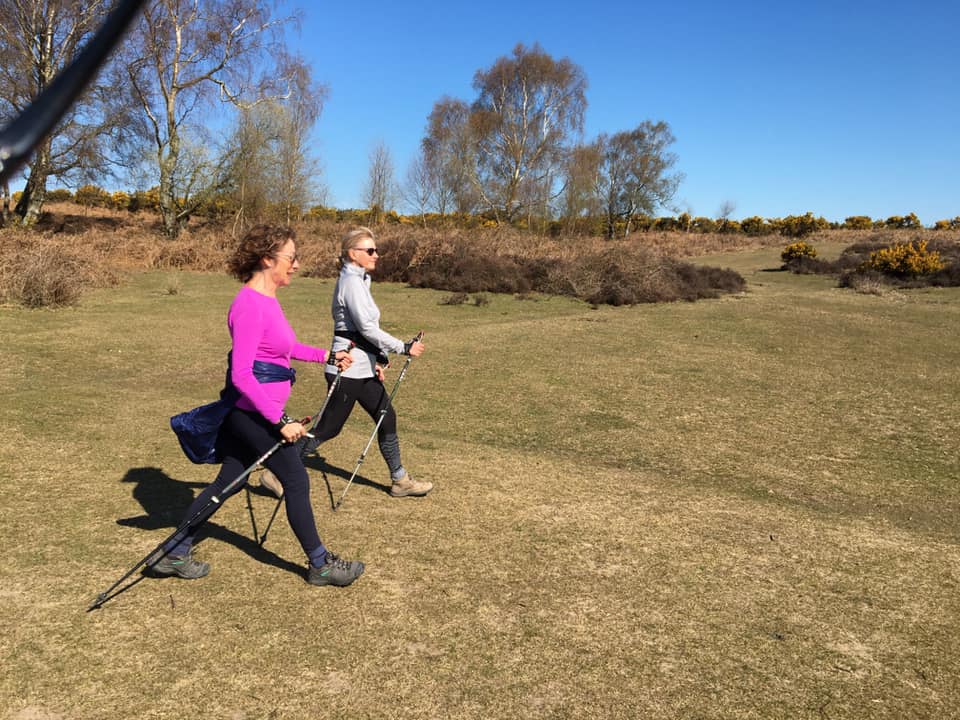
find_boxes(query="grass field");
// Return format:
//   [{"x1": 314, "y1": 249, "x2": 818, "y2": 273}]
[{"x1": 1, "y1": 246, "x2": 958, "y2": 719}]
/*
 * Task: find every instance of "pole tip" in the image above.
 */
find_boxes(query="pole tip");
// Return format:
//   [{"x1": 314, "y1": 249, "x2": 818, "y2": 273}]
[{"x1": 87, "y1": 594, "x2": 107, "y2": 611}]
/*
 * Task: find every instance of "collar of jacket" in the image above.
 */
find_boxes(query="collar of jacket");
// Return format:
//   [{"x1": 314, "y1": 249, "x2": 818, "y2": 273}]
[{"x1": 342, "y1": 262, "x2": 368, "y2": 282}]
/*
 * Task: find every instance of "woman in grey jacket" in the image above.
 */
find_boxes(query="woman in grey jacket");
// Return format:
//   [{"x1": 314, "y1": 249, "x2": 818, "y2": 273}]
[{"x1": 263, "y1": 226, "x2": 431, "y2": 499}]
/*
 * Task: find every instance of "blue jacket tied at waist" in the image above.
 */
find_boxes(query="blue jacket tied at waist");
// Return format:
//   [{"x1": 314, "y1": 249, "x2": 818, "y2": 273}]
[{"x1": 170, "y1": 353, "x2": 296, "y2": 464}]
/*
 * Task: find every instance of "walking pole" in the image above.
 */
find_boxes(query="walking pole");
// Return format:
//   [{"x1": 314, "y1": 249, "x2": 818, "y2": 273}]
[
  {"x1": 88, "y1": 439, "x2": 288, "y2": 611},
  {"x1": 255, "y1": 345, "x2": 354, "y2": 546},
  {"x1": 333, "y1": 332, "x2": 423, "y2": 512}
]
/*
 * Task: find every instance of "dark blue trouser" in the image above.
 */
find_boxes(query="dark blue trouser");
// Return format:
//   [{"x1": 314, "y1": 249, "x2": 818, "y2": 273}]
[
  {"x1": 307, "y1": 374, "x2": 403, "y2": 477},
  {"x1": 167, "y1": 408, "x2": 326, "y2": 565}
]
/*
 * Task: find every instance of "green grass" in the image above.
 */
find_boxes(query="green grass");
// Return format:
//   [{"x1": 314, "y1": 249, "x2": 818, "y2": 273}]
[{"x1": 1, "y1": 258, "x2": 959, "y2": 719}]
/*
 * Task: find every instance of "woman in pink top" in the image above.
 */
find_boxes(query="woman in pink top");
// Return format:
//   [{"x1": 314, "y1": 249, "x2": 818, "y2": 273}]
[{"x1": 151, "y1": 225, "x2": 364, "y2": 587}]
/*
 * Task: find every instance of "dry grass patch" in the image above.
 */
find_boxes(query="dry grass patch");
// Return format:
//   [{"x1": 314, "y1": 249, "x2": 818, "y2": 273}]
[{"x1": 1, "y1": 250, "x2": 959, "y2": 718}]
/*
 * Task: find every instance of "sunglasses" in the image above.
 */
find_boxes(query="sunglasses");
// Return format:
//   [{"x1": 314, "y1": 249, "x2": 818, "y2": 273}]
[{"x1": 353, "y1": 247, "x2": 380, "y2": 256}]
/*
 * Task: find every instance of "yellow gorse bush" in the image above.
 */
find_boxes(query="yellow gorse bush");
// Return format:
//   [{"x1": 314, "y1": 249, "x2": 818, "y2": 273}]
[
  {"x1": 781, "y1": 240, "x2": 818, "y2": 262},
  {"x1": 862, "y1": 240, "x2": 944, "y2": 277}
]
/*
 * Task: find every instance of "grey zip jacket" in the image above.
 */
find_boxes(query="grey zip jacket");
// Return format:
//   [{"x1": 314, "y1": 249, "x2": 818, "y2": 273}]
[{"x1": 326, "y1": 263, "x2": 405, "y2": 379}]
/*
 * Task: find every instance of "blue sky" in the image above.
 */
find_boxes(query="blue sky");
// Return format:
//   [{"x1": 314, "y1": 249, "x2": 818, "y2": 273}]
[{"x1": 287, "y1": 0, "x2": 959, "y2": 224}]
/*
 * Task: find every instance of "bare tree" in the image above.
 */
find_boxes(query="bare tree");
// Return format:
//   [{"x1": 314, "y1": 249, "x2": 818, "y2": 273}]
[
  {"x1": 716, "y1": 200, "x2": 737, "y2": 231},
  {"x1": 592, "y1": 121, "x2": 683, "y2": 239},
  {"x1": 400, "y1": 150, "x2": 435, "y2": 226},
  {"x1": 0, "y1": 0, "x2": 124, "y2": 224},
  {"x1": 121, "y1": 0, "x2": 306, "y2": 238},
  {"x1": 273, "y1": 65, "x2": 326, "y2": 225},
  {"x1": 422, "y1": 97, "x2": 476, "y2": 216},
  {"x1": 560, "y1": 143, "x2": 602, "y2": 235},
  {"x1": 470, "y1": 43, "x2": 587, "y2": 224},
  {"x1": 363, "y1": 141, "x2": 395, "y2": 223},
  {"x1": 225, "y1": 103, "x2": 277, "y2": 230}
]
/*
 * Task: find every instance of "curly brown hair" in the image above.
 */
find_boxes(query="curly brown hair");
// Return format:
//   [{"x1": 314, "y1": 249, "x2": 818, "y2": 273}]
[{"x1": 227, "y1": 225, "x2": 296, "y2": 282}]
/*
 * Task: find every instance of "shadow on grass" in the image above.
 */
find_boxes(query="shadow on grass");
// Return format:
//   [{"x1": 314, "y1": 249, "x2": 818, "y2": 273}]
[
  {"x1": 303, "y1": 454, "x2": 390, "y2": 510},
  {"x1": 115, "y1": 466, "x2": 304, "y2": 576}
]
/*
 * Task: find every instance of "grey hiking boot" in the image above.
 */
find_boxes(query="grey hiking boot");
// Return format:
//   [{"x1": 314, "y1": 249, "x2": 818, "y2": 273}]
[
  {"x1": 307, "y1": 552, "x2": 365, "y2": 587},
  {"x1": 150, "y1": 550, "x2": 210, "y2": 579},
  {"x1": 389, "y1": 471, "x2": 433, "y2": 498},
  {"x1": 259, "y1": 469, "x2": 284, "y2": 498}
]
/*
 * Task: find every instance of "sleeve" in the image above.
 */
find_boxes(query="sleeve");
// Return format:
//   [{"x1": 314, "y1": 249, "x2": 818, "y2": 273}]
[
  {"x1": 229, "y1": 298, "x2": 283, "y2": 424},
  {"x1": 342, "y1": 274, "x2": 405, "y2": 355},
  {"x1": 291, "y1": 342, "x2": 328, "y2": 364}
]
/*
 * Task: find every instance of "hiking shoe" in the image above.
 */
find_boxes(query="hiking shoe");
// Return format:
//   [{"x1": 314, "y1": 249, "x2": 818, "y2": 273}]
[
  {"x1": 150, "y1": 551, "x2": 210, "y2": 579},
  {"x1": 307, "y1": 553, "x2": 364, "y2": 587},
  {"x1": 259, "y1": 469, "x2": 284, "y2": 498},
  {"x1": 299, "y1": 434, "x2": 321, "y2": 457},
  {"x1": 389, "y1": 471, "x2": 433, "y2": 498}
]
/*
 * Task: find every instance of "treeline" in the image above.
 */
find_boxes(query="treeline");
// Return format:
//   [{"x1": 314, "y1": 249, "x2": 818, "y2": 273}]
[
  {"x1": 1, "y1": 3, "x2": 683, "y2": 243},
  {"x1": 34, "y1": 186, "x2": 960, "y2": 238}
]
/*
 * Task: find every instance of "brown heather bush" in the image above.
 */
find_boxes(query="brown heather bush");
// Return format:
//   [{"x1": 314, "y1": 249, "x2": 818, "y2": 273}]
[
  {"x1": 400, "y1": 237, "x2": 745, "y2": 305},
  {"x1": 0, "y1": 230, "x2": 122, "y2": 307}
]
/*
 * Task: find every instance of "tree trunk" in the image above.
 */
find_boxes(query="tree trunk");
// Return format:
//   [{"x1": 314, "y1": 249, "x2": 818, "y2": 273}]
[
  {"x1": 158, "y1": 140, "x2": 183, "y2": 239},
  {"x1": 1, "y1": 180, "x2": 9, "y2": 226},
  {"x1": 605, "y1": 208, "x2": 616, "y2": 240},
  {"x1": 14, "y1": 143, "x2": 52, "y2": 226}
]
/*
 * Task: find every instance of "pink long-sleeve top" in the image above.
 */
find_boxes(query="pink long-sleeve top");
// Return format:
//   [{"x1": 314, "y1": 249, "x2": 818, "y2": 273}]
[{"x1": 228, "y1": 286, "x2": 328, "y2": 424}]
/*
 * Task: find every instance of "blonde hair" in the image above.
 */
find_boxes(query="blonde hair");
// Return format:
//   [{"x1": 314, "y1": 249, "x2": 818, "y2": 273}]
[{"x1": 340, "y1": 226, "x2": 376, "y2": 264}]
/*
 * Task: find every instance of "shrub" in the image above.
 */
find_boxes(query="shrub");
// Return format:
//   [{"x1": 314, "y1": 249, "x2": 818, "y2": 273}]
[
  {"x1": 775, "y1": 213, "x2": 829, "y2": 238},
  {"x1": 741, "y1": 216, "x2": 773, "y2": 236},
  {"x1": 439, "y1": 292, "x2": 469, "y2": 306},
  {"x1": 861, "y1": 239, "x2": 944, "y2": 277},
  {"x1": 843, "y1": 215, "x2": 874, "y2": 230},
  {"x1": 0, "y1": 243, "x2": 89, "y2": 307},
  {"x1": 691, "y1": 217, "x2": 718, "y2": 233},
  {"x1": 544, "y1": 246, "x2": 744, "y2": 305},
  {"x1": 75, "y1": 184, "x2": 111, "y2": 208},
  {"x1": 368, "y1": 236, "x2": 419, "y2": 283},
  {"x1": 128, "y1": 188, "x2": 160, "y2": 213},
  {"x1": 884, "y1": 213, "x2": 922, "y2": 229},
  {"x1": 409, "y1": 246, "x2": 533, "y2": 295},
  {"x1": 781, "y1": 241, "x2": 818, "y2": 263},
  {"x1": 110, "y1": 191, "x2": 131, "y2": 211},
  {"x1": 46, "y1": 188, "x2": 73, "y2": 203}
]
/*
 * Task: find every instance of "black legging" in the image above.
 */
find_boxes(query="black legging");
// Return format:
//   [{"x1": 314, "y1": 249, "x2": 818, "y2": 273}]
[
  {"x1": 309, "y1": 374, "x2": 403, "y2": 475},
  {"x1": 167, "y1": 408, "x2": 326, "y2": 565}
]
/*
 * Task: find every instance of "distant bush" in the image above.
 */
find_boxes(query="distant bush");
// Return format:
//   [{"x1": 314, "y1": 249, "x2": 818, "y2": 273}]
[
  {"x1": 128, "y1": 188, "x2": 160, "y2": 213},
  {"x1": 0, "y1": 239, "x2": 113, "y2": 307},
  {"x1": 782, "y1": 234, "x2": 957, "y2": 285},
  {"x1": 774, "y1": 213, "x2": 830, "y2": 238},
  {"x1": 406, "y1": 239, "x2": 745, "y2": 306},
  {"x1": 409, "y1": 247, "x2": 534, "y2": 295},
  {"x1": 884, "y1": 213, "x2": 922, "y2": 230},
  {"x1": 368, "y1": 236, "x2": 419, "y2": 282},
  {"x1": 439, "y1": 292, "x2": 469, "y2": 306},
  {"x1": 75, "y1": 184, "x2": 112, "y2": 208},
  {"x1": 691, "y1": 217, "x2": 718, "y2": 233},
  {"x1": 741, "y1": 216, "x2": 773, "y2": 236},
  {"x1": 781, "y1": 241, "x2": 818, "y2": 264},
  {"x1": 860, "y1": 239, "x2": 944, "y2": 277},
  {"x1": 843, "y1": 215, "x2": 874, "y2": 230},
  {"x1": 46, "y1": 188, "x2": 73, "y2": 203},
  {"x1": 834, "y1": 237, "x2": 960, "y2": 290}
]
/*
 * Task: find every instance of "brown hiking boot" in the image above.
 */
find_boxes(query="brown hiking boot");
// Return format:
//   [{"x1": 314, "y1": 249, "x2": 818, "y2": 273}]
[
  {"x1": 389, "y1": 471, "x2": 433, "y2": 498},
  {"x1": 259, "y1": 469, "x2": 284, "y2": 498}
]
